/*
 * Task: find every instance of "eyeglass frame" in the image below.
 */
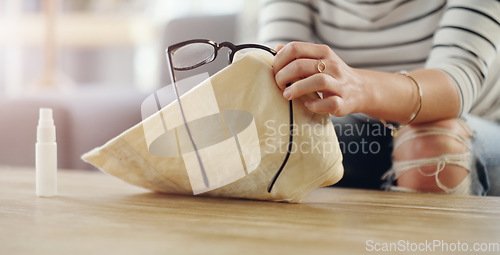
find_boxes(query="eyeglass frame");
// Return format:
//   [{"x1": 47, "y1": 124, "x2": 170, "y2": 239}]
[{"x1": 165, "y1": 39, "x2": 294, "y2": 193}]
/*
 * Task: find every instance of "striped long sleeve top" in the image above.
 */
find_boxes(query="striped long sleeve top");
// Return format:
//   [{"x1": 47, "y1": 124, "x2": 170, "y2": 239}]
[{"x1": 258, "y1": 0, "x2": 500, "y2": 120}]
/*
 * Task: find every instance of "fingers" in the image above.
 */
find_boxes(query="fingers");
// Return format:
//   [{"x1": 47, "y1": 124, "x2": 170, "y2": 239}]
[
  {"x1": 283, "y1": 73, "x2": 340, "y2": 100},
  {"x1": 275, "y1": 58, "x2": 324, "y2": 91},
  {"x1": 273, "y1": 41, "x2": 330, "y2": 75},
  {"x1": 305, "y1": 96, "x2": 345, "y2": 115},
  {"x1": 282, "y1": 74, "x2": 346, "y2": 116},
  {"x1": 271, "y1": 41, "x2": 350, "y2": 116}
]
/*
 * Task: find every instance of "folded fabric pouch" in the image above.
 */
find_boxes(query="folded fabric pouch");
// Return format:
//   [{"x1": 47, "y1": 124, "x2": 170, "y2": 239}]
[{"x1": 82, "y1": 52, "x2": 343, "y2": 203}]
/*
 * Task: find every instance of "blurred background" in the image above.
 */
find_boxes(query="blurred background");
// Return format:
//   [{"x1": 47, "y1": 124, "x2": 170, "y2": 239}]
[
  {"x1": 0, "y1": 0, "x2": 262, "y2": 169},
  {"x1": 0, "y1": 0, "x2": 260, "y2": 94}
]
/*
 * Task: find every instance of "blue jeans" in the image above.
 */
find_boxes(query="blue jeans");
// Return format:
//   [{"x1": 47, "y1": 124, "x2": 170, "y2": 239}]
[
  {"x1": 331, "y1": 114, "x2": 500, "y2": 196},
  {"x1": 465, "y1": 115, "x2": 500, "y2": 195}
]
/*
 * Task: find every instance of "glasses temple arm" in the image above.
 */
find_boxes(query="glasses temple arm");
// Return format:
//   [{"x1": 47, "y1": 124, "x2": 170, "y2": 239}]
[
  {"x1": 166, "y1": 50, "x2": 210, "y2": 188},
  {"x1": 268, "y1": 83, "x2": 294, "y2": 193}
]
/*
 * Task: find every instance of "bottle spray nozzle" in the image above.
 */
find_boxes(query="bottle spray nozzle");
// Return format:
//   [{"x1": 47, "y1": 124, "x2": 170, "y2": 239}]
[
  {"x1": 39, "y1": 108, "x2": 54, "y2": 126},
  {"x1": 37, "y1": 108, "x2": 56, "y2": 143}
]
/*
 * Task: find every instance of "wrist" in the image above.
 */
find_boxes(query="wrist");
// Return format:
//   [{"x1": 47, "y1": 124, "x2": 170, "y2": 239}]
[{"x1": 353, "y1": 68, "x2": 381, "y2": 117}]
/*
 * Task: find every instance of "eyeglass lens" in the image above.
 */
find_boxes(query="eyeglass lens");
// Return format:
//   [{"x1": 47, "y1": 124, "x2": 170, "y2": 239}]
[{"x1": 172, "y1": 42, "x2": 216, "y2": 70}]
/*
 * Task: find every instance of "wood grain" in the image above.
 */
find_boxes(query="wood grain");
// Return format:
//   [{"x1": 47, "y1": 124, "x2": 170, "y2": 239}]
[{"x1": 1, "y1": 167, "x2": 499, "y2": 255}]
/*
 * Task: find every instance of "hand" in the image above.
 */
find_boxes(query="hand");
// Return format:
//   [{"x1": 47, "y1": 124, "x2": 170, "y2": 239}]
[{"x1": 273, "y1": 42, "x2": 367, "y2": 117}]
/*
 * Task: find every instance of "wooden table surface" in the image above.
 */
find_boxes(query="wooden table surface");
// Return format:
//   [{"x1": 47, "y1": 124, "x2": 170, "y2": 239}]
[{"x1": 1, "y1": 167, "x2": 499, "y2": 255}]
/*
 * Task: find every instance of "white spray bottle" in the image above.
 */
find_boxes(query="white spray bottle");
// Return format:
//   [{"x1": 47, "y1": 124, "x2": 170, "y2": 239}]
[{"x1": 36, "y1": 108, "x2": 57, "y2": 197}]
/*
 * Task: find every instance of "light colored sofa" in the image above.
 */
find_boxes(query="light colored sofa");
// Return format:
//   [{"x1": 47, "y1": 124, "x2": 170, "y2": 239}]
[
  {"x1": 0, "y1": 87, "x2": 145, "y2": 170},
  {"x1": 0, "y1": 14, "x2": 238, "y2": 170}
]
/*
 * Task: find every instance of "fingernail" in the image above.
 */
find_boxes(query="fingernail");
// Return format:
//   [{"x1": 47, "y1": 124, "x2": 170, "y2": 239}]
[
  {"x1": 283, "y1": 90, "x2": 291, "y2": 100},
  {"x1": 305, "y1": 101, "x2": 311, "y2": 108}
]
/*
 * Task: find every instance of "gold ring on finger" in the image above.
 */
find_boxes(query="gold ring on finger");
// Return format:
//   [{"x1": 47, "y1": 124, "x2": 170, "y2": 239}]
[{"x1": 317, "y1": 59, "x2": 326, "y2": 73}]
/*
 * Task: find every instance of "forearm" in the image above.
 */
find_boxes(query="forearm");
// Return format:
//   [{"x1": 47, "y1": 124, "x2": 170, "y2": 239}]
[{"x1": 358, "y1": 68, "x2": 461, "y2": 124}]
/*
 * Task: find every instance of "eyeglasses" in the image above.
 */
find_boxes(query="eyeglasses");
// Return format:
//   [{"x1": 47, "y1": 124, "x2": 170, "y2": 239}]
[{"x1": 166, "y1": 39, "x2": 294, "y2": 193}]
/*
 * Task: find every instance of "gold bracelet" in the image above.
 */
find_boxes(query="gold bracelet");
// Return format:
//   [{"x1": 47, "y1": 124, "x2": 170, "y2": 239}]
[{"x1": 380, "y1": 71, "x2": 423, "y2": 137}]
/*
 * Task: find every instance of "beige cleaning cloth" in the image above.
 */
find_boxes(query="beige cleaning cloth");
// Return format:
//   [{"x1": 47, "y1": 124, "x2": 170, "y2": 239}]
[{"x1": 82, "y1": 52, "x2": 343, "y2": 203}]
